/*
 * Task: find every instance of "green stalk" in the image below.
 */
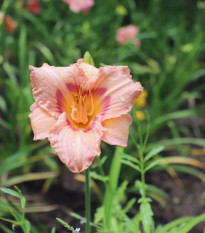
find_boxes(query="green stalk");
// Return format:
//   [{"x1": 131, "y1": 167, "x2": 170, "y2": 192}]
[
  {"x1": 104, "y1": 146, "x2": 123, "y2": 230},
  {"x1": 85, "y1": 168, "x2": 91, "y2": 233},
  {"x1": 18, "y1": 22, "x2": 27, "y2": 88},
  {"x1": 0, "y1": 0, "x2": 12, "y2": 58},
  {"x1": 139, "y1": 150, "x2": 146, "y2": 199}
]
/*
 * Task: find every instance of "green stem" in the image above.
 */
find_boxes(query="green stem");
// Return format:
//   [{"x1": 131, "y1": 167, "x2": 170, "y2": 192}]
[
  {"x1": 139, "y1": 149, "x2": 146, "y2": 199},
  {"x1": 85, "y1": 168, "x2": 91, "y2": 233},
  {"x1": 104, "y1": 146, "x2": 123, "y2": 230},
  {"x1": 139, "y1": 112, "x2": 150, "y2": 198}
]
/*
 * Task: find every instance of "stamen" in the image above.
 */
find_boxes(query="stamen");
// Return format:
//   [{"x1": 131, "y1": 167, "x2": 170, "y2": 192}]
[
  {"x1": 82, "y1": 96, "x2": 88, "y2": 124},
  {"x1": 70, "y1": 86, "x2": 91, "y2": 125},
  {"x1": 79, "y1": 85, "x2": 83, "y2": 96},
  {"x1": 87, "y1": 87, "x2": 94, "y2": 116},
  {"x1": 70, "y1": 106, "x2": 78, "y2": 122}
]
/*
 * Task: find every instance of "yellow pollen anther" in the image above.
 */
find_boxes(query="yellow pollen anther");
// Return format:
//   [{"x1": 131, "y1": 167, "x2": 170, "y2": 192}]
[
  {"x1": 87, "y1": 87, "x2": 94, "y2": 116},
  {"x1": 70, "y1": 86, "x2": 94, "y2": 125}
]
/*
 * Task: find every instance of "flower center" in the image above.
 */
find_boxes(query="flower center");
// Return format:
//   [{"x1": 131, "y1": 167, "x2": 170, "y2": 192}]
[{"x1": 70, "y1": 86, "x2": 94, "y2": 125}]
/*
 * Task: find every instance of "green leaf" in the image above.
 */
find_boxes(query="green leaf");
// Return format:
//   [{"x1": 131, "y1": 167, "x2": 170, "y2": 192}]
[
  {"x1": 140, "y1": 199, "x2": 154, "y2": 233},
  {"x1": 169, "y1": 165, "x2": 205, "y2": 181},
  {"x1": 0, "y1": 96, "x2": 7, "y2": 112},
  {"x1": 121, "y1": 159, "x2": 140, "y2": 172},
  {"x1": 120, "y1": 153, "x2": 140, "y2": 164},
  {"x1": 0, "y1": 171, "x2": 58, "y2": 188},
  {"x1": 14, "y1": 186, "x2": 26, "y2": 209},
  {"x1": 70, "y1": 212, "x2": 85, "y2": 222},
  {"x1": 135, "y1": 180, "x2": 144, "y2": 196},
  {"x1": 94, "y1": 206, "x2": 104, "y2": 225},
  {"x1": 144, "y1": 158, "x2": 165, "y2": 172},
  {"x1": 123, "y1": 198, "x2": 136, "y2": 214},
  {"x1": 35, "y1": 42, "x2": 55, "y2": 64},
  {"x1": 0, "y1": 223, "x2": 15, "y2": 233},
  {"x1": 24, "y1": 220, "x2": 31, "y2": 233},
  {"x1": 156, "y1": 213, "x2": 205, "y2": 233},
  {"x1": 104, "y1": 147, "x2": 123, "y2": 229},
  {"x1": 90, "y1": 172, "x2": 109, "y2": 182},
  {"x1": 146, "y1": 184, "x2": 169, "y2": 200},
  {"x1": 0, "y1": 118, "x2": 10, "y2": 129},
  {"x1": 0, "y1": 217, "x2": 17, "y2": 225},
  {"x1": 144, "y1": 146, "x2": 164, "y2": 162},
  {"x1": 133, "y1": 213, "x2": 141, "y2": 233},
  {"x1": 179, "y1": 213, "x2": 205, "y2": 233},
  {"x1": 146, "y1": 138, "x2": 205, "y2": 152},
  {"x1": 3, "y1": 62, "x2": 18, "y2": 89},
  {"x1": 11, "y1": 224, "x2": 16, "y2": 231},
  {"x1": 22, "y1": 11, "x2": 50, "y2": 39},
  {"x1": 0, "y1": 188, "x2": 20, "y2": 199},
  {"x1": 56, "y1": 218, "x2": 75, "y2": 231},
  {"x1": 0, "y1": 147, "x2": 32, "y2": 177},
  {"x1": 83, "y1": 51, "x2": 95, "y2": 66},
  {"x1": 18, "y1": 23, "x2": 28, "y2": 87},
  {"x1": 0, "y1": 187, "x2": 26, "y2": 210},
  {"x1": 116, "y1": 180, "x2": 128, "y2": 203}
]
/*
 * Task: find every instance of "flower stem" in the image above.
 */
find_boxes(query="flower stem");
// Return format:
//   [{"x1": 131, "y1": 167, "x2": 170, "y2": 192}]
[
  {"x1": 85, "y1": 168, "x2": 91, "y2": 233},
  {"x1": 139, "y1": 152, "x2": 146, "y2": 199}
]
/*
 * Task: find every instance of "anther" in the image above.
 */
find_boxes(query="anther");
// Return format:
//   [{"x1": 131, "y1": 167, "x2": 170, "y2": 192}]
[
  {"x1": 87, "y1": 87, "x2": 94, "y2": 116},
  {"x1": 70, "y1": 86, "x2": 89, "y2": 124}
]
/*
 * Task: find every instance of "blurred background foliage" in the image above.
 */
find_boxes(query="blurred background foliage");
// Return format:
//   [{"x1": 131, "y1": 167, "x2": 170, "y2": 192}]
[{"x1": 0, "y1": 0, "x2": 205, "y2": 232}]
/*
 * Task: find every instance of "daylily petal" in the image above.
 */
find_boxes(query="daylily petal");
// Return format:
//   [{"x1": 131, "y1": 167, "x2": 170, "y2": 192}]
[
  {"x1": 48, "y1": 113, "x2": 103, "y2": 173},
  {"x1": 30, "y1": 63, "x2": 86, "y2": 117},
  {"x1": 29, "y1": 102, "x2": 57, "y2": 140},
  {"x1": 93, "y1": 66, "x2": 143, "y2": 120},
  {"x1": 76, "y1": 61, "x2": 98, "y2": 90},
  {"x1": 102, "y1": 114, "x2": 133, "y2": 148},
  {"x1": 79, "y1": 63, "x2": 98, "y2": 81}
]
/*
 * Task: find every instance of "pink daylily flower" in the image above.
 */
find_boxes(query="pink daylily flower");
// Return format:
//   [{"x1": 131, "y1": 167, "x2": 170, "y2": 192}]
[
  {"x1": 5, "y1": 15, "x2": 18, "y2": 34},
  {"x1": 29, "y1": 60, "x2": 143, "y2": 173},
  {"x1": 28, "y1": 0, "x2": 41, "y2": 15},
  {"x1": 62, "y1": 0, "x2": 94, "y2": 13},
  {"x1": 116, "y1": 25, "x2": 140, "y2": 47}
]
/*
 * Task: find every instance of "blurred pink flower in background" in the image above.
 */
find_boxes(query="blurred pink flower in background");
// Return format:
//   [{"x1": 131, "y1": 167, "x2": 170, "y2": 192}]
[
  {"x1": 28, "y1": 0, "x2": 41, "y2": 15},
  {"x1": 0, "y1": 12, "x2": 17, "y2": 34},
  {"x1": 116, "y1": 25, "x2": 140, "y2": 47},
  {"x1": 5, "y1": 15, "x2": 18, "y2": 34},
  {"x1": 62, "y1": 0, "x2": 94, "y2": 13}
]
